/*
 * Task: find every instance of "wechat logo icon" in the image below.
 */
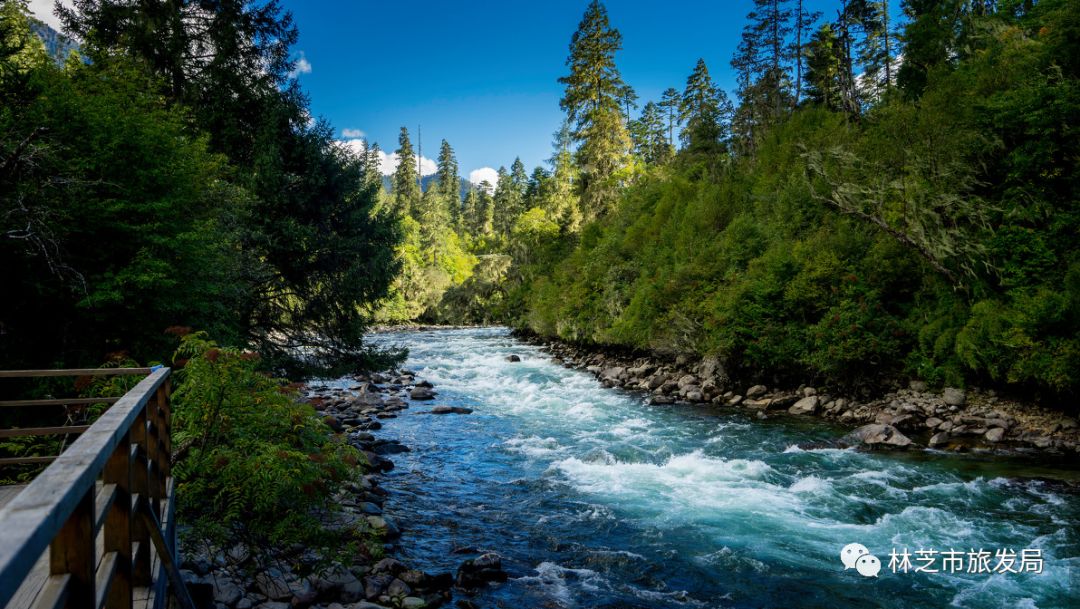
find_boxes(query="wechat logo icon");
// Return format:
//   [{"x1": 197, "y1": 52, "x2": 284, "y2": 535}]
[{"x1": 841, "y1": 543, "x2": 881, "y2": 577}]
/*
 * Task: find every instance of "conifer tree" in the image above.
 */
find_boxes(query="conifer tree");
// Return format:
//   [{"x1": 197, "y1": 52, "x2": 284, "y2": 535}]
[
  {"x1": 392, "y1": 126, "x2": 420, "y2": 217},
  {"x1": 679, "y1": 59, "x2": 734, "y2": 154},
  {"x1": 803, "y1": 24, "x2": 844, "y2": 110},
  {"x1": 526, "y1": 166, "x2": 550, "y2": 205},
  {"x1": 436, "y1": 139, "x2": 461, "y2": 227},
  {"x1": 558, "y1": 0, "x2": 631, "y2": 222},
  {"x1": 629, "y1": 101, "x2": 671, "y2": 164},
  {"x1": 659, "y1": 87, "x2": 681, "y2": 148},
  {"x1": 792, "y1": 0, "x2": 822, "y2": 105}
]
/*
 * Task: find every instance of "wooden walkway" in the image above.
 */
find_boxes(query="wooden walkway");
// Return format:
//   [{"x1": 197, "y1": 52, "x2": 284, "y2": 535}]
[
  {"x1": 0, "y1": 485, "x2": 24, "y2": 510},
  {"x1": 0, "y1": 367, "x2": 192, "y2": 609}
]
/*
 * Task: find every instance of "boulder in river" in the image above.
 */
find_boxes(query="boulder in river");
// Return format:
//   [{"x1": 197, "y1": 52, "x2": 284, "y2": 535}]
[
  {"x1": 410, "y1": 387, "x2": 436, "y2": 400},
  {"x1": 506, "y1": 354, "x2": 521, "y2": 362},
  {"x1": 788, "y1": 396, "x2": 819, "y2": 415},
  {"x1": 430, "y1": 405, "x2": 473, "y2": 415},
  {"x1": 746, "y1": 385, "x2": 768, "y2": 398},
  {"x1": 455, "y1": 553, "x2": 508, "y2": 590},
  {"x1": 848, "y1": 423, "x2": 913, "y2": 449}
]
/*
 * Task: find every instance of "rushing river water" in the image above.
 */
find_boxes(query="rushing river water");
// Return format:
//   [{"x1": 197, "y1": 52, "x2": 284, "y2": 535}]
[{"x1": 359, "y1": 327, "x2": 1078, "y2": 609}]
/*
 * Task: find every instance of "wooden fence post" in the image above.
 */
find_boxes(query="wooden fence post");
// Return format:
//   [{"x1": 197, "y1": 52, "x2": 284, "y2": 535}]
[
  {"x1": 49, "y1": 488, "x2": 95, "y2": 609},
  {"x1": 104, "y1": 433, "x2": 133, "y2": 609},
  {"x1": 131, "y1": 409, "x2": 151, "y2": 587}
]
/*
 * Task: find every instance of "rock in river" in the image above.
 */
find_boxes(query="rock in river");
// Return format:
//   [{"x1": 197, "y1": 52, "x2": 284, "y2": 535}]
[
  {"x1": 410, "y1": 387, "x2": 436, "y2": 400},
  {"x1": 847, "y1": 423, "x2": 913, "y2": 448}
]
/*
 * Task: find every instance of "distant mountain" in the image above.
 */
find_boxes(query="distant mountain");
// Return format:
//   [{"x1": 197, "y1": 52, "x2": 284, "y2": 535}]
[
  {"x1": 28, "y1": 19, "x2": 80, "y2": 64},
  {"x1": 381, "y1": 175, "x2": 474, "y2": 200}
]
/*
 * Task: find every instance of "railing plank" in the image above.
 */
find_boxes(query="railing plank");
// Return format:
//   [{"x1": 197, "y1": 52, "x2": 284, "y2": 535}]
[
  {"x1": 0, "y1": 368, "x2": 170, "y2": 608},
  {"x1": 95, "y1": 551, "x2": 118, "y2": 609},
  {"x1": 93, "y1": 484, "x2": 118, "y2": 534},
  {"x1": 0, "y1": 398, "x2": 120, "y2": 408},
  {"x1": 28, "y1": 573, "x2": 69, "y2": 609},
  {"x1": 0, "y1": 456, "x2": 57, "y2": 465},
  {"x1": 0, "y1": 426, "x2": 90, "y2": 438},
  {"x1": 0, "y1": 369, "x2": 152, "y2": 378}
]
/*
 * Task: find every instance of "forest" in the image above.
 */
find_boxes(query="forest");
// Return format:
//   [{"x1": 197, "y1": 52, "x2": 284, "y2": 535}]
[
  {"x1": 376, "y1": 0, "x2": 1079, "y2": 403},
  {"x1": 0, "y1": 0, "x2": 1078, "y2": 601}
]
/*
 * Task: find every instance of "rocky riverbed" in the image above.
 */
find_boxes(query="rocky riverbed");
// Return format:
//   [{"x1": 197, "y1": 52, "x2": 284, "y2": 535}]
[
  {"x1": 520, "y1": 334, "x2": 1080, "y2": 455},
  {"x1": 179, "y1": 369, "x2": 505, "y2": 609}
]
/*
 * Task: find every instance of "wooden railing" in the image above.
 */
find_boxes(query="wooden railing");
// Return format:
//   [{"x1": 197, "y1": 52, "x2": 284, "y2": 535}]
[{"x1": 0, "y1": 368, "x2": 194, "y2": 609}]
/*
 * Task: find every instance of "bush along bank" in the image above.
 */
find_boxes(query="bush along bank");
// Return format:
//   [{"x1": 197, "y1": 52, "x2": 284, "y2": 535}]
[
  {"x1": 179, "y1": 365, "x2": 507, "y2": 609},
  {"x1": 518, "y1": 334, "x2": 1080, "y2": 456}
]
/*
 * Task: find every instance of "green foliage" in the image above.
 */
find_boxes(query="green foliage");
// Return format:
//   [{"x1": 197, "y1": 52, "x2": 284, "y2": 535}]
[
  {"x1": 1, "y1": 1, "x2": 400, "y2": 375},
  {"x1": 171, "y1": 332, "x2": 367, "y2": 551},
  {"x1": 508, "y1": 0, "x2": 1080, "y2": 402}
]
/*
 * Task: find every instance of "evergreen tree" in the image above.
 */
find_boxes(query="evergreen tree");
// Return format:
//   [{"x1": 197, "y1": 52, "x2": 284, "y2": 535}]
[
  {"x1": 475, "y1": 182, "x2": 495, "y2": 237},
  {"x1": 392, "y1": 126, "x2": 420, "y2": 217},
  {"x1": 510, "y1": 157, "x2": 529, "y2": 195},
  {"x1": 659, "y1": 87, "x2": 681, "y2": 148},
  {"x1": 792, "y1": 0, "x2": 823, "y2": 105},
  {"x1": 803, "y1": 23, "x2": 845, "y2": 110},
  {"x1": 629, "y1": 101, "x2": 671, "y2": 164},
  {"x1": 679, "y1": 59, "x2": 734, "y2": 154},
  {"x1": 731, "y1": 0, "x2": 797, "y2": 152},
  {"x1": 494, "y1": 166, "x2": 526, "y2": 237},
  {"x1": 619, "y1": 84, "x2": 639, "y2": 123},
  {"x1": 526, "y1": 166, "x2": 550, "y2": 205},
  {"x1": 558, "y1": 0, "x2": 631, "y2": 222},
  {"x1": 436, "y1": 139, "x2": 461, "y2": 227},
  {"x1": 363, "y1": 140, "x2": 384, "y2": 190}
]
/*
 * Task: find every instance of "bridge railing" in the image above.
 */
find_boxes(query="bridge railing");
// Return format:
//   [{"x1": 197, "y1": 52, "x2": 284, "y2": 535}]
[{"x1": 0, "y1": 367, "x2": 193, "y2": 609}]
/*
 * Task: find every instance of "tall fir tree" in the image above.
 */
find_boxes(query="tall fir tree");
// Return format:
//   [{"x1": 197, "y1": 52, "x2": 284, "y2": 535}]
[
  {"x1": 659, "y1": 87, "x2": 682, "y2": 148},
  {"x1": 435, "y1": 139, "x2": 461, "y2": 227},
  {"x1": 679, "y1": 59, "x2": 734, "y2": 154},
  {"x1": 791, "y1": 0, "x2": 822, "y2": 105},
  {"x1": 558, "y1": 0, "x2": 631, "y2": 222},
  {"x1": 629, "y1": 101, "x2": 671, "y2": 164},
  {"x1": 803, "y1": 23, "x2": 845, "y2": 110},
  {"x1": 392, "y1": 126, "x2": 420, "y2": 217},
  {"x1": 731, "y1": 0, "x2": 797, "y2": 153}
]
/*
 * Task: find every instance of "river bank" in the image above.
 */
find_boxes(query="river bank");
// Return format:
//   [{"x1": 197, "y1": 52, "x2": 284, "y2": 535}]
[
  {"x1": 180, "y1": 327, "x2": 1079, "y2": 609},
  {"x1": 514, "y1": 331, "x2": 1080, "y2": 458},
  {"x1": 178, "y1": 368, "x2": 505, "y2": 609}
]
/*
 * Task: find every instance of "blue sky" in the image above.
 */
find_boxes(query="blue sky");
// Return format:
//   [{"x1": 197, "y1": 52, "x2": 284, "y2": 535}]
[{"x1": 31, "y1": 1, "x2": 898, "y2": 183}]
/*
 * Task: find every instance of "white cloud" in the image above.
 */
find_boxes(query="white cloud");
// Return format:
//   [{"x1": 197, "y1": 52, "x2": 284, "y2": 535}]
[
  {"x1": 342, "y1": 128, "x2": 365, "y2": 138},
  {"x1": 468, "y1": 168, "x2": 498, "y2": 192},
  {"x1": 28, "y1": 0, "x2": 72, "y2": 31},
  {"x1": 288, "y1": 52, "x2": 312, "y2": 79},
  {"x1": 338, "y1": 138, "x2": 436, "y2": 177}
]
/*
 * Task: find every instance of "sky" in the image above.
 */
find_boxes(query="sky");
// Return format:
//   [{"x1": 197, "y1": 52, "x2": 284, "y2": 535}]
[{"x1": 30, "y1": 1, "x2": 897, "y2": 185}]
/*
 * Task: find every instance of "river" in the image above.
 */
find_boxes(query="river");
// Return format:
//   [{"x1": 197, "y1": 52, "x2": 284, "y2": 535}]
[{"x1": 356, "y1": 327, "x2": 1078, "y2": 609}]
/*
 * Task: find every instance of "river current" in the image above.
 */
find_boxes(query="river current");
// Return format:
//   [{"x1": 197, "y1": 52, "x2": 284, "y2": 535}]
[{"x1": 355, "y1": 327, "x2": 1078, "y2": 609}]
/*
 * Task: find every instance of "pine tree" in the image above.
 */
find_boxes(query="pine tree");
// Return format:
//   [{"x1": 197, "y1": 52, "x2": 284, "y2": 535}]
[
  {"x1": 526, "y1": 166, "x2": 550, "y2": 206},
  {"x1": 362, "y1": 140, "x2": 384, "y2": 191},
  {"x1": 476, "y1": 182, "x2": 495, "y2": 237},
  {"x1": 791, "y1": 0, "x2": 822, "y2": 105},
  {"x1": 510, "y1": 157, "x2": 529, "y2": 195},
  {"x1": 558, "y1": 0, "x2": 631, "y2": 222},
  {"x1": 731, "y1": 0, "x2": 797, "y2": 152},
  {"x1": 435, "y1": 139, "x2": 461, "y2": 227},
  {"x1": 659, "y1": 87, "x2": 681, "y2": 148},
  {"x1": 803, "y1": 23, "x2": 844, "y2": 110},
  {"x1": 629, "y1": 101, "x2": 671, "y2": 164},
  {"x1": 392, "y1": 126, "x2": 420, "y2": 217},
  {"x1": 619, "y1": 84, "x2": 639, "y2": 124},
  {"x1": 679, "y1": 59, "x2": 734, "y2": 154}
]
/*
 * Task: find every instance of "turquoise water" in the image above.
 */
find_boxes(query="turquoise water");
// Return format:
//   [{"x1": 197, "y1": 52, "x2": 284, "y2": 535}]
[{"x1": 363, "y1": 328, "x2": 1079, "y2": 608}]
